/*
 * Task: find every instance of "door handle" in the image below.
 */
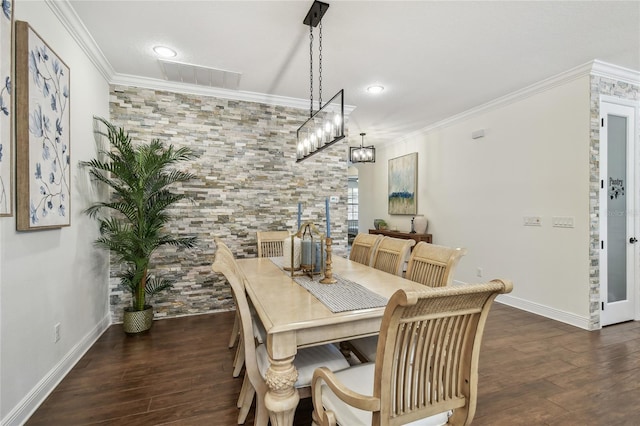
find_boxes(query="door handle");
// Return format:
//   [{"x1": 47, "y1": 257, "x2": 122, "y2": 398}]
[{"x1": 630, "y1": 237, "x2": 638, "y2": 244}]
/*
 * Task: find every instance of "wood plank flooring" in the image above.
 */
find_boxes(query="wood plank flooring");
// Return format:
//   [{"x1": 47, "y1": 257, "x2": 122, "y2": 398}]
[{"x1": 26, "y1": 304, "x2": 640, "y2": 425}]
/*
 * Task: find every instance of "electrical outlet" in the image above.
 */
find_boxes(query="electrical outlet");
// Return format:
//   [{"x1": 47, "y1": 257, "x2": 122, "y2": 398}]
[
  {"x1": 476, "y1": 267, "x2": 483, "y2": 278},
  {"x1": 54, "y1": 323, "x2": 61, "y2": 343}
]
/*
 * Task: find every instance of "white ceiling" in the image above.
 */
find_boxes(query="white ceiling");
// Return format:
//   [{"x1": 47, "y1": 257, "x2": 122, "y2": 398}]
[{"x1": 67, "y1": 0, "x2": 640, "y2": 147}]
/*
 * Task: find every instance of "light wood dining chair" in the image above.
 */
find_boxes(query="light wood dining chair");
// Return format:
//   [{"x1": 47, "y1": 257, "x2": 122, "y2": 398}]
[
  {"x1": 370, "y1": 236, "x2": 415, "y2": 277},
  {"x1": 228, "y1": 230, "x2": 291, "y2": 376},
  {"x1": 212, "y1": 238, "x2": 350, "y2": 425},
  {"x1": 349, "y1": 233, "x2": 384, "y2": 266},
  {"x1": 256, "y1": 230, "x2": 290, "y2": 258},
  {"x1": 406, "y1": 242, "x2": 467, "y2": 287},
  {"x1": 348, "y1": 236, "x2": 415, "y2": 362},
  {"x1": 312, "y1": 279, "x2": 513, "y2": 426},
  {"x1": 349, "y1": 242, "x2": 468, "y2": 363},
  {"x1": 217, "y1": 241, "x2": 250, "y2": 379}
]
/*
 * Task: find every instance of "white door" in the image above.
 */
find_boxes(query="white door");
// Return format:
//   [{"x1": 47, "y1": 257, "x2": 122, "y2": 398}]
[{"x1": 600, "y1": 100, "x2": 638, "y2": 326}]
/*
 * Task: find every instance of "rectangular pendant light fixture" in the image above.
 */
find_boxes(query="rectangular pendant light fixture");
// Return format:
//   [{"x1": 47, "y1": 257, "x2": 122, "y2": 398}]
[{"x1": 296, "y1": 1, "x2": 345, "y2": 163}]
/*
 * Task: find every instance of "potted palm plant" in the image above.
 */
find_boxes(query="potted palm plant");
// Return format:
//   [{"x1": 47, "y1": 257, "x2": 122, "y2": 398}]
[{"x1": 83, "y1": 117, "x2": 198, "y2": 334}]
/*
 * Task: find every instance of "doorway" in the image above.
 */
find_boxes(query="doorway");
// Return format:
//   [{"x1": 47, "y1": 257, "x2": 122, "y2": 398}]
[{"x1": 599, "y1": 99, "x2": 638, "y2": 326}]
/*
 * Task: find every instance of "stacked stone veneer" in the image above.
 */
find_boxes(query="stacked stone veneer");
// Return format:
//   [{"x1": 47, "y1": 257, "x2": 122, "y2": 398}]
[
  {"x1": 108, "y1": 85, "x2": 349, "y2": 322},
  {"x1": 589, "y1": 75, "x2": 640, "y2": 330}
]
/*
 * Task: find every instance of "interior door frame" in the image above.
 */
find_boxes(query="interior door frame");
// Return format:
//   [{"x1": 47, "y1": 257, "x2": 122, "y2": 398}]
[{"x1": 599, "y1": 95, "x2": 640, "y2": 325}]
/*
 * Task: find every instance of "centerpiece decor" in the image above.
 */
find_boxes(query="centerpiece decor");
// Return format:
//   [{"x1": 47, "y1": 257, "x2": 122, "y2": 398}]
[
  {"x1": 320, "y1": 196, "x2": 336, "y2": 284},
  {"x1": 291, "y1": 221, "x2": 325, "y2": 279},
  {"x1": 288, "y1": 199, "x2": 336, "y2": 283},
  {"x1": 282, "y1": 234, "x2": 301, "y2": 271},
  {"x1": 320, "y1": 235, "x2": 337, "y2": 284}
]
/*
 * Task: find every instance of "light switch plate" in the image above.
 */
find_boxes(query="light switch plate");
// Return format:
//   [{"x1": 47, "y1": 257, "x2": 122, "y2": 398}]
[
  {"x1": 552, "y1": 216, "x2": 574, "y2": 228},
  {"x1": 329, "y1": 196, "x2": 339, "y2": 203},
  {"x1": 523, "y1": 216, "x2": 542, "y2": 226}
]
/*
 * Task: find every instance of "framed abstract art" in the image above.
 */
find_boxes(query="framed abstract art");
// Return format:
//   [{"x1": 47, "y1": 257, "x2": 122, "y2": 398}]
[
  {"x1": 15, "y1": 21, "x2": 70, "y2": 230},
  {"x1": 388, "y1": 152, "x2": 417, "y2": 215},
  {"x1": 0, "y1": 0, "x2": 12, "y2": 216}
]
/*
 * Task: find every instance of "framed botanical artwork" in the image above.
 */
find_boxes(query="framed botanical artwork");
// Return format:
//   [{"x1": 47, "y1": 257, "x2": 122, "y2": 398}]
[
  {"x1": 15, "y1": 21, "x2": 70, "y2": 230},
  {"x1": 0, "y1": 0, "x2": 12, "y2": 216},
  {"x1": 388, "y1": 152, "x2": 417, "y2": 215}
]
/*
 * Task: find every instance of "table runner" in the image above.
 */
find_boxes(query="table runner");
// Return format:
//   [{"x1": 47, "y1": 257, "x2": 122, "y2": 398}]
[{"x1": 270, "y1": 257, "x2": 388, "y2": 313}]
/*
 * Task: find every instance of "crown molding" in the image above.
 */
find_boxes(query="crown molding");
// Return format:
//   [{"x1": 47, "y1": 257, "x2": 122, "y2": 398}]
[
  {"x1": 111, "y1": 73, "x2": 356, "y2": 114},
  {"x1": 45, "y1": 0, "x2": 114, "y2": 82},
  {"x1": 386, "y1": 60, "x2": 639, "y2": 148},
  {"x1": 390, "y1": 61, "x2": 595, "y2": 147},
  {"x1": 591, "y1": 59, "x2": 640, "y2": 85}
]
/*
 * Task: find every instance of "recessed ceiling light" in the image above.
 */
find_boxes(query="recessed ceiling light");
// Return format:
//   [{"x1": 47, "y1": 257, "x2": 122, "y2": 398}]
[
  {"x1": 153, "y1": 45, "x2": 177, "y2": 58},
  {"x1": 367, "y1": 85, "x2": 384, "y2": 94}
]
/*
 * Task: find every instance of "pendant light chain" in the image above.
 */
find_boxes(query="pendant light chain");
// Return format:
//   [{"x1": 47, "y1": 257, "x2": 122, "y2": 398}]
[
  {"x1": 318, "y1": 20, "x2": 323, "y2": 109},
  {"x1": 309, "y1": 24, "x2": 314, "y2": 118},
  {"x1": 296, "y1": 1, "x2": 345, "y2": 163}
]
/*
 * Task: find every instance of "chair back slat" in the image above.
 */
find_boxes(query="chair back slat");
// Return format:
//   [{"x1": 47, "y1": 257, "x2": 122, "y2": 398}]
[
  {"x1": 374, "y1": 280, "x2": 513, "y2": 424},
  {"x1": 349, "y1": 233, "x2": 384, "y2": 266},
  {"x1": 262, "y1": 240, "x2": 283, "y2": 257},
  {"x1": 406, "y1": 242, "x2": 467, "y2": 287},
  {"x1": 350, "y1": 245, "x2": 373, "y2": 265},
  {"x1": 371, "y1": 237, "x2": 416, "y2": 277},
  {"x1": 257, "y1": 230, "x2": 290, "y2": 258}
]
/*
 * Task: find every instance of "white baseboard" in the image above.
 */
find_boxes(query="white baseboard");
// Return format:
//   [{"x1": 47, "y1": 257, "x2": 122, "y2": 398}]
[
  {"x1": 496, "y1": 294, "x2": 591, "y2": 330},
  {"x1": 1, "y1": 314, "x2": 111, "y2": 426}
]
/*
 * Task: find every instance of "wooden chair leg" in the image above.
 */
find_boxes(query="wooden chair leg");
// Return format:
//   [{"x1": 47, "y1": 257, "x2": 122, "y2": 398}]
[
  {"x1": 233, "y1": 339, "x2": 245, "y2": 378},
  {"x1": 237, "y1": 370, "x2": 250, "y2": 408},
  {"x1": 229, "y1": 311, "x2": 240, "y2": 348},
  {"x1": 238, "y1": 373, "x2": 256, "y2": 424}
]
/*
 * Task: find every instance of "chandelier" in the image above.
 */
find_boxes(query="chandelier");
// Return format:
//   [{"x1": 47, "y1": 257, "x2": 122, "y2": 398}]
[
  {"x1": 296, "y1": 1, "x2": 345, "y2": 162},
  {"x1": 350, "y1": 133, "x2": 376, "y2": 163}
]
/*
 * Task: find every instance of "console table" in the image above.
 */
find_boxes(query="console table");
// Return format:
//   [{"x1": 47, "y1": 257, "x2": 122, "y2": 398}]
[{"x1": 369, "y1": 229, "x2": 432, "y2": 244}]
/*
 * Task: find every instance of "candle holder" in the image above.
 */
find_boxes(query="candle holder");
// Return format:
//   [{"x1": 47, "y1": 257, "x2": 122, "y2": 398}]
[
  {"x1": 283, "y1": 233, "x2": 301, "y2": 272},
  {"x1": 293, "y1": 221, "x2": 324, "y2": 279},
  {"x1": 319, "y1": 237, "x2": 337, "y2": 284}
]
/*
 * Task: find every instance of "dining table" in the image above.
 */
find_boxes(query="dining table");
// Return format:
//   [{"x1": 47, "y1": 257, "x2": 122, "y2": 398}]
[{"x1": 236, "y1": 255, "x2": 429, "y2": 426}]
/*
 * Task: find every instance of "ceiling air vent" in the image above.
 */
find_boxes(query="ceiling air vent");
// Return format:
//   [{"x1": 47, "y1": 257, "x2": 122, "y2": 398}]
[{"x1": 158, "y1": 59, "x2": 241, "y2": 90}]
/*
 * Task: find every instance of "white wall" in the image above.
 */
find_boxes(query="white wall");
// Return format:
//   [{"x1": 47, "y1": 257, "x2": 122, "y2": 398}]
[
  {"x1": 0, "y1": 2, "x2": 110, "y2": 424},
  {"x1": 358, "y1": 75, "x2": 592, "y2": 326}
]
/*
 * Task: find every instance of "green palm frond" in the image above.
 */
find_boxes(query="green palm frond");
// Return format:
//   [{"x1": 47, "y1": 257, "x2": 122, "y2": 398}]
[
  {"x1": 158, "y1": 235, "x2": 198, "y2": 249},
  {"x1": 144, "y1": 277, "x2": 174, "y2": 299},
  {"x1": 84, "y1": 117, "x2": 199, "y2": 312}
]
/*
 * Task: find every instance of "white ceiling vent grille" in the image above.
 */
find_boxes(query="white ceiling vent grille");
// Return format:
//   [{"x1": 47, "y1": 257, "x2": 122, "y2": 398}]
[{"x1": 159, "y1": 59, "x2": 241, "y2": 90}]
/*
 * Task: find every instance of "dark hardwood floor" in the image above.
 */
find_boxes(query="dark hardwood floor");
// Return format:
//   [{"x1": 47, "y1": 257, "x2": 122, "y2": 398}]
[{"x1": 26, "y1": 304, "x2": 640, "y2": 425}]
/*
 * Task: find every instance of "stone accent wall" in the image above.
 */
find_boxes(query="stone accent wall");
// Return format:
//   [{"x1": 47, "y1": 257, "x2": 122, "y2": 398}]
[
  {"x1": 589, "y1": 76, "x2": 640, "y2": 329},
  {"x1": 108, "y1": 85, "x2": 349, "y2": 321}
]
